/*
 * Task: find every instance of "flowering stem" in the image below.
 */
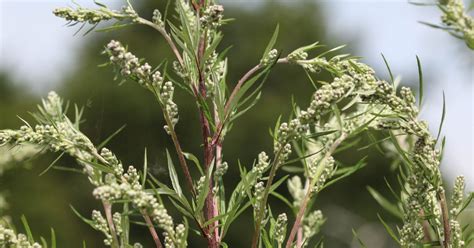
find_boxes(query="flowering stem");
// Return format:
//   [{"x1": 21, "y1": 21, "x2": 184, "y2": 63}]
[
  {"x1": 102, "y1": 201, "x2": 120, "y2": 248},
  {"x1": 141, "y1": 211, "x2": 164, "y2": 248},
  {"x1": 212, "y1": 58, "x2": 289, "y2": 145},
  {"x1": 251, "y1": 149, "x2": 283, "y2": 248},
  {"x1": 286, "y1": 184, "x2": 312, "y2": 248},
  {"x1": 286, "y1": 133, "x2": 347, "y2": 248},
  {"x1": 297, "y1": 227, "x2": 303, "y2": 247},
  {"x1": 164, "y1": 112, "x2": 197, "y2": 197},
  {"x1": 137, "y1": 17, "x2": 184, "y2": 66}
]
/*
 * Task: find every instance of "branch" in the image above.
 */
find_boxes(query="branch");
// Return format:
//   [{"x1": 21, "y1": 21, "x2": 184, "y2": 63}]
[
  {"x1": 164, "y1": 112, "x2": 197, "y2": 197},
  {"x1": 212, "y1": 58, "x2": 289, "y2": 145},
  {"x1": 438, "y1": 189, "x2": 451, "y2": 247},
  {"x1": 142, "y1": 211, "x2": 164, "y2": 248},
  {"x1": 102, "y1": 201, "x2": 120, "y2": 248},
  {"x1": 137, "y1": 18, "x2": 184, "y2": 66},
  {"x1": 285, "y1": 133, "x2": 347, "y2": 248},
  {"x1": 251, "y1": 149, "x2": 284, "y2": 248}
]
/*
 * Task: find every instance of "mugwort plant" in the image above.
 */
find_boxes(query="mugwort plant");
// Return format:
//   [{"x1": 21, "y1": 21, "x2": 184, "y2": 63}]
[{"x1": 0, "y1": 0, "x2": 472, "y2": 247}]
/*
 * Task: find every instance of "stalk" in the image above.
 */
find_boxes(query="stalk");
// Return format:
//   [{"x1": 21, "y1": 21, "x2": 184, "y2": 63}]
[
  {"x1": 251, "y1": 150, "x2": 283, "y2": 248},
  {"x1": 285, "y1": 133, "x2": 347, "y2": 248},
  {"x1": 102, "y1": 201, "x2": 120, "y2": 248},
  {"x1": 438, "y1": 189, "x2": 451, "y2": 248},
  {"x1": 142, "y1": 211, "x2": 164, "y2": 248}
]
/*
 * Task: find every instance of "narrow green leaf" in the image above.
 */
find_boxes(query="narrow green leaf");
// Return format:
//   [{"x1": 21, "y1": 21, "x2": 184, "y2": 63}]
[
  {"x1": 39, "y1": 152, "x2": 65, "y2": 176},
  {"x1": 50, "y1": 228, "x2": 57, "y2": 248},
  {"x1": 21, "y1": 215, "x2": 34, "y2": 243},
  {"x1": 142, "y1": 148, "x2": 148, "y2": 187},
  {"x1": 367, "y1": 186, "x2": 403, "y2": 219},
  {"x1": 261, "y1": 24, "x2": 280, "y2": 61},
  {"x1": 416, "y1": 56, "x2": 424, "y2": 108},
  {"x1": 320, "y1": 158, "x2": 366, "y2": 191},
  {"x1": 183, "y1": 152, "x2": 204, "y2": 175},
  {"x1": 97, "y1": 124, "x2": 127, "y2": 149},
  {"x1": 352, "y1": 229, "x2": 368, "y2": 248},
  {"x1": 377, "y1": 214, "x2": 400, "y2": 244},
  {"x1": 70, "y1": 205, "x2": 95, "y2": 227},
  {"x1": 436, "y1": 92, "x2": 446, "y2": 144},
  {"x1": 381, "y1": 53, "x2": 394, "y2": 83},
  {"x1": 166, "y1": 149, "x2": 183, "y2": 197}
]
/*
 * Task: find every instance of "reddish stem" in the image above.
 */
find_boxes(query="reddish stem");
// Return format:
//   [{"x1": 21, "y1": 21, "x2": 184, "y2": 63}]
[{"x1": 142, "y1": 211, "x2": 164, "y2": 248}]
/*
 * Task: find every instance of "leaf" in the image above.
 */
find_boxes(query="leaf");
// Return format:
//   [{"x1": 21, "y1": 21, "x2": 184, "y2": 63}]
[
  {"x1": 416, "y1": 56, "x2": 424, "y2": 108},
  {"x1": 39, "y1": 152, "x2": 65, "y2": 176},
  {"x1": 77, "y1": 159, "x2": 115, "y2": 174},
  {"x1": 98, "y1": 124, "x2": 127, "y2": 149},
  {"x1": 381, "y1": 53, "x2": 394, "y2": 83},
  {"x1": 50, "y1": 228, "x2": 57, "y2": 248},
  {"x1": 367, "y1": 186, "x2": 403, "y2": 219},
  {"x1": 377, "y1": 214, "x2": 400, "y2": 244},
  {"x1": 70, "y1": 205, "x2": 95, "y2": 228},
  {"x1": 196, "y1": 160, "x2": 214, "y2": 213},
  {"x1": 352, "y1": 229, "x2": 368, "y2": 248},
  {"x1": 183, "y1": 152, "x2": 204, "y2": 175},
  {"x1": 166, "y1": 149, "x2": 183, "y2": 197},
  {"x1": 142, "y1": 148, "x2": 148, "y2": 188},
  {"x1": 436, "y1": 92, "x2": 446, "y2": 144},
  {"x1": 261, "y1": 24, "x2": 280, "y2": 61},
  {"x1": 21, "y1": 215, "x2": 34, "y2": 243},
  {"x1": 320, "y1": 157, "x2": 367, "y2": 191}
]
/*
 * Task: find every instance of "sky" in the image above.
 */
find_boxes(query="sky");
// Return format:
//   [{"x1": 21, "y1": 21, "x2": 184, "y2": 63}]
[{"x1": 0, "y1": 0, "x2": 473, "y2": 191}]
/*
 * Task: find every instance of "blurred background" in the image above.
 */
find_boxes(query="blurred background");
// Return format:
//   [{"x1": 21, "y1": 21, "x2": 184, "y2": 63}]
[{"x1": 0, "y1": 0, "x2": 472, "y2": 247}]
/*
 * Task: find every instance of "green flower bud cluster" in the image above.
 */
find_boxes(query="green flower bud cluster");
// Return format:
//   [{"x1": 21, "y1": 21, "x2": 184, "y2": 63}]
[
  {"x1": 178, "y1": 0, "x2": 197, "y2": 31},
  {"x1": 200, "y1": 5, "x2": 224, "y2": 28},
  {"x1": 450, "y1": 219, "x2": 465, "y2": 248},
  {"x1": 196, "y1": 175, "x2": 206, "y2": 195},
  {"x1": 0, "y1": 225, "x2": 42, "y2": 248},
  {"x1": 152, "y1": 9, "x2": 164, "y2": 27},
  {"x1": 253, "y1": 182, "x2": 265, "y2": 216},
  {"x1": 53, "y1": 4, "x2": 136, "y2": 25},
  {"x1": 215, "y1": 161, "x2": 228, "y2": 179},
  {"x1": 113, "y1": 212, "x2": 123, "y2": 236},
  {"x1": 274, "y1": 213, "x2": 287, "y2": 245},
  {"x1": 92, "y1": 165, "x2": 179, "y2": 243},
  {"x1": 92, "y1": 210, "x2": 113, "y2": 246},
  {"x1": 287, "y1": 176, "x2": 306, "y2": 208},
  {"x1": 0, "y1": 92, "x2": 103, "y2": 183},
  {"x1": 311, "y1": 156, "x2": 335, "y2": 193},
  {"x1": 303, "y1": 210, "x2": 324, "y2": 242},
  {"x1": 399, "y1": 221, "x2": 424, "y2": 248},
  {"x1": 440, "y1": 0, "x2": 474, "y2": 48},
  {"x1": 253, "y1": 152, "x2": 270, "y2": 175},
  {"x1": 450, "y1": 176, "x2": 465, "y2": 216},
  {"x1": 260, "y1": 49, "x2": 279, "y2": 67},
  {"x1": 106, "y1": 40, "x2": 180, "y2": 133}
]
